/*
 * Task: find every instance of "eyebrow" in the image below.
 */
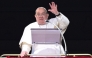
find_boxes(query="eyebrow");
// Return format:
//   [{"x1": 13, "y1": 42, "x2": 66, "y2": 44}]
[{"x1": 36, "y1": 12, "x2": 47, "y2": 14}]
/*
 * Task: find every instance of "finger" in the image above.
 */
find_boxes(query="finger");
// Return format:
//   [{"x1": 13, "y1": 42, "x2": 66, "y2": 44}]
[
  {"x1": 49, "y1": 3, "x2": 53, "y2": 9},
  {"x1": 20, "y1": 54, "x2": 24, "y2": 57},
  {"x1": 48, "y1": 9, "x2": 52, "y2": 11},
  {"x1": 51, "y1": 2, "x2": 54, "y2": 6},
  {"x1": 56, "y1": 4, "x2": 57, "y2": 8},
  {"x1": 51, "y1": 2, "x2": 57, "y2": 8},
  {"x1": 49, "y1": 3, "x2": 52, "y2": 7},
  {"x1": 52, "y1": 2, "x2": 55, "y2": 6},
  {"x1": 49, "y1": 2, "x2": 53, "y2": 9}
]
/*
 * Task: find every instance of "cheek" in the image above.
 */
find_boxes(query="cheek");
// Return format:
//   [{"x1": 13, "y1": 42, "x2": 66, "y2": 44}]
[
  {"x1": 44, "y1": 15, "x2": 48, "y2": 18},
  {"x1": 35, "y1": 16, "x2": 39, "y2": 19},
  {"x1": 35, "y1": 17, "x2": 39, "y2": 21}
]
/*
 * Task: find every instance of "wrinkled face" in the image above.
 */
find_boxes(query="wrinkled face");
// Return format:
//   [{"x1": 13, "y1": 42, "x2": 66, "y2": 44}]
[{"x1": 35, "y1": 8, "x2": 49, "y2": 25}]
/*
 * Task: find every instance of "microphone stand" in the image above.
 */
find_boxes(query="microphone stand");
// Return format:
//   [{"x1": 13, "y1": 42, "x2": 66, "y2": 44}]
[{"x1": 46, "y1": 20, "x2": 67, "y2": 56}]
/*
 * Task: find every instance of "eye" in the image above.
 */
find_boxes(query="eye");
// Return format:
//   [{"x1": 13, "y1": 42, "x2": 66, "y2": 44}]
[{"x1": 36, "y1": 14, "x2": 40, "y2": 16}]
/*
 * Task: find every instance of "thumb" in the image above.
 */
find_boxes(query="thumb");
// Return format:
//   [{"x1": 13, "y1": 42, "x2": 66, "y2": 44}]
[{"x1": 48, "y1": 9, "x2": 52, "y2": 11}]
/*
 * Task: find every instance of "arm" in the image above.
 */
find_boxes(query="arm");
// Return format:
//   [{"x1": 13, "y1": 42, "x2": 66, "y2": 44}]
[
  {"x1": 20, "y1": 42, "x2": 31, "y2": 54},
  {"x1": 19, "y1": 26, "x2": 32, "y2": 57},
  {"x1": 48, "y1": 2, "x2": 70, "y2": 34},
  {"x1": 56, "y1": 12, "x2": 70, "y2": 34},
  {"x1": 20, "y1": 44, "x2": 31, "y2": 57}
]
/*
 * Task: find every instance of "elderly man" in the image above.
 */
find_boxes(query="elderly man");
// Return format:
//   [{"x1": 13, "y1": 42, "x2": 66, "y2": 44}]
[{"x1": 19, "y1": 2, "x2": 70, "y2": 57}]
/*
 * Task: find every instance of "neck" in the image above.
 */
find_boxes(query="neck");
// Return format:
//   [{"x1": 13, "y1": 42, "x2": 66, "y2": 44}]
[{"x1": 38, "y1": 22, "x2": 46, "y2": 25}]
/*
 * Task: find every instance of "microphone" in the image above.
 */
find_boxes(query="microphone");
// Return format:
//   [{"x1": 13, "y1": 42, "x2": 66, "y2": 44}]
[{"x1": 46, "y1": 20, "x2": 67, "y2": 56}]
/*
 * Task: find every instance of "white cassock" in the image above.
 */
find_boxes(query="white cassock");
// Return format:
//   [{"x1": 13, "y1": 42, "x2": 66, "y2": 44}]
[{"x1": 19, "y1": 12, "x2": 70, "y2": 56}]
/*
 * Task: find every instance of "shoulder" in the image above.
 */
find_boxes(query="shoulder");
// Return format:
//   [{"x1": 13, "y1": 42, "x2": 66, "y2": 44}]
[
  {"x1": 24, "y1": 22, "x2": 37, "y2": 30},
  {"x1": 49, "y1": 18, "x2": 58, "y2": 23}
]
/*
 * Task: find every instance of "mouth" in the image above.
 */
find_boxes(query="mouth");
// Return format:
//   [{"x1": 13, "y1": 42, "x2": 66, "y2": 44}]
[{"x1": 39, "y1": 19, "x2": 44, "y2": 20}]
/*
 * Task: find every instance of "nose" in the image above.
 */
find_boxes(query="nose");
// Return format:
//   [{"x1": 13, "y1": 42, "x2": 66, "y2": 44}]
[
  {"x1": 39, "y1": 15, "x2": 43, "y2": 18},
  {"x1": 39, "y1": 14, "x2": 43, "y2": 17}
]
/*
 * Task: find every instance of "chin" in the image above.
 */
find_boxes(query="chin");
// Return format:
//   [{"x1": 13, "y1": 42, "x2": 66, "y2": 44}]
[{"x1": 38, "y1": 21, "x2": 46, "y2": 25}]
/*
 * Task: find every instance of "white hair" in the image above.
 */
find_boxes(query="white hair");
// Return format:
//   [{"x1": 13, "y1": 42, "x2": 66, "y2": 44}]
[{"x1": 35, "y1": 7, "x2": 47, "y2": 13}]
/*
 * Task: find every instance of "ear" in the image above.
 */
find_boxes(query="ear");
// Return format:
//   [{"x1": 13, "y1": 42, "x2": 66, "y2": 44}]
[
  {"x1": 34, "y1": 14, "x2": 36, "y2": 18},
  {"x1": 47, "y1": 13, "x2": 49, "y2": 17},
  {"x1": 45, "y1": 13, "x2": 49, "y2": 21}
]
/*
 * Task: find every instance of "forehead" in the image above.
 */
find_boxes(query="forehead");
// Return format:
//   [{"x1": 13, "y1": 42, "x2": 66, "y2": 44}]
[{"x1": 35, "y1": 8, "x2": 47, "y2": 13}]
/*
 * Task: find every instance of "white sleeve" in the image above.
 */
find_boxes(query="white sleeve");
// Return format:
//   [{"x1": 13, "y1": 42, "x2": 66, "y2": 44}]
[
  {"x1": 56, "y1": 12, "x2": 70, "y2": 34},
  {"x1": 19, "y1": 26, "x2": 32, "y2": 45},
  {"x1": 19, "y1": 26, "x2": 32, "y2": 53},
  {"x1": 49, "y1": 12, "x2": 70, "y2": 34}
]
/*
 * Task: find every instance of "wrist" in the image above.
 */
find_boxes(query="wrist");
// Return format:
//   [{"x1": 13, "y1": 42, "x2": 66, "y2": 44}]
[
  {"x1": 22, "y1": 44, "x2": 30, "y2": 53},
  {"x1": 55, "y1": 11, "x2": 59, "y2": 15},
  {"x1": 55, "y1": 12, "x2": 61, "y2": 16}
]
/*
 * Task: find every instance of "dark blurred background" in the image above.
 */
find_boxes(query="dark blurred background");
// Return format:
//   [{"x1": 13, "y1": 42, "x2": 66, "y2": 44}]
[{"x1": 0, "y1": 0, "x2": 92, "y2": 55}]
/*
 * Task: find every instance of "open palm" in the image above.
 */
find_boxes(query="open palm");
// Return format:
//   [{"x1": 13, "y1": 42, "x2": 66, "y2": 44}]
[{"x1": 48, "y1": 2, "x2": 59, "y2": 15}]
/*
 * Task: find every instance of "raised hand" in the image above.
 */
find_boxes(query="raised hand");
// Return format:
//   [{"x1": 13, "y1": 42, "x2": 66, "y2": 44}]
[{"x1": 48, "y1": 2, "x2": 59, "y2": 15}]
